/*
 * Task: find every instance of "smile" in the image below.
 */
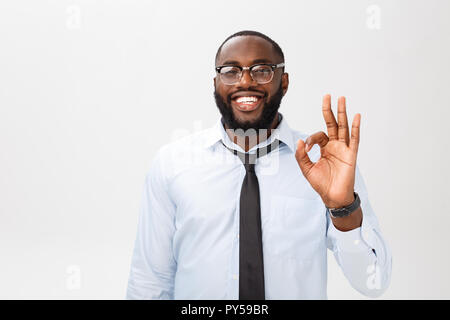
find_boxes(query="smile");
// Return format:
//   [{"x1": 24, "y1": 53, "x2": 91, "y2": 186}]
[{"x1": 231, "y1": 95, "x2": 263, "y2": 112}]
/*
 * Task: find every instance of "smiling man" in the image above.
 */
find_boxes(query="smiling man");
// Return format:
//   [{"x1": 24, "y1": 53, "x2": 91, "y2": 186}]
[{"x1": 126, "y1": 30, "x2": 392, "y2": 300}]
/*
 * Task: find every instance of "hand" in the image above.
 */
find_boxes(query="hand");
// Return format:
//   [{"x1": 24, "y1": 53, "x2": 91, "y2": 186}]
[{"x1": 295, "y1": 94, "x2": 361, "y2": 208}]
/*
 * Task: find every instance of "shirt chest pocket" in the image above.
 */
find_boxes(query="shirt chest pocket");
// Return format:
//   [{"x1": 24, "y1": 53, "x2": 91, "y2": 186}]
[{"x1": 264, "y1": 195, "x2": 326, "y2": 260}]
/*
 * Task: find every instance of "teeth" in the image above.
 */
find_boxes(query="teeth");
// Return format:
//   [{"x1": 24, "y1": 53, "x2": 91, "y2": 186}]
[{"x1": 236, "y1": 96, "x2": 259, "y2": 103}]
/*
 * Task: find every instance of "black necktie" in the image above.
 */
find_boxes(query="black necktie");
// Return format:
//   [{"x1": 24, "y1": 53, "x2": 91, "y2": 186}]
[{"x1": 221, "y1": 138, "x2": 281, "y2": 300}]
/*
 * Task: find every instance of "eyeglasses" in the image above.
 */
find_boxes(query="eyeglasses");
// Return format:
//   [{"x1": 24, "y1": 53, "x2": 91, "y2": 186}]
[{"x1": 215, "y1": 62, "x2": 285, "y2": 85}]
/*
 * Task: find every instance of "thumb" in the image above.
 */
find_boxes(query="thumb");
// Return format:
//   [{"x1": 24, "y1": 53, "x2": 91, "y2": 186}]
[{"x1": 295, "y1": 139, "x2": 314, "y2": 178}]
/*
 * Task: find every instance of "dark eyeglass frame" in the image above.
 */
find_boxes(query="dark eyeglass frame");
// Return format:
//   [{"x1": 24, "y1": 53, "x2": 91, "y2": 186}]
[{"x1": 215, "y1": 62, "x2": 285, "y2": 85}]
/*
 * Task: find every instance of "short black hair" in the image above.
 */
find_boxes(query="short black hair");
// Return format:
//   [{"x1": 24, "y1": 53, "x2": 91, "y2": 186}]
[{"x1": 215, "y1": 30, "x2": 285, "y2": 66}]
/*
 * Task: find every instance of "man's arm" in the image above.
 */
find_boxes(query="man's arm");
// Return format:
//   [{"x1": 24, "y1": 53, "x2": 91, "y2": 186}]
[
  {"x1": 326, "y1": 165, "x2": 392, "y2": 298},
  {"x1": 295, "y1": 95, "x2": 392, "y2": 297},
  {"x1": 126, "y1": 147, "x2": 177, "y2": 299}
]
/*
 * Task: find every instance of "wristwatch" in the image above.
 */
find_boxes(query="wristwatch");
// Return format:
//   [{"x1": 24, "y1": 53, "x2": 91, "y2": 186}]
[{"x1": 326, "y1": 192, "x2": 361, "y2": 218}]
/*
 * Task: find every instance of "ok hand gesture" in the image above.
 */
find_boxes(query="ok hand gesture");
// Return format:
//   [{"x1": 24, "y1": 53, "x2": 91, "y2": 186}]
[{"x1": 295, "y1": 94, "x2": 361, "y2": 209}]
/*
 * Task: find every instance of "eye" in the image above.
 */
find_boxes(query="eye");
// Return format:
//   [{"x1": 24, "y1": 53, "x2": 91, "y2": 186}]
[
  {"x1": 253, "y1": 66, "x2": 272, "y2": 74},
  {"x1": 221, "y1": 66, "x2": 240, "y2": 75}
]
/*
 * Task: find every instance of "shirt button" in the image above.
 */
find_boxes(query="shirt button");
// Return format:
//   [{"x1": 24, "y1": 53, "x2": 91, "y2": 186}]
[
  {"x1": 354, "y1": 239, "x2": 360, "y2": 245},
  {"x1": 232, "y1": 274, "x2": 238, "y2": 280}
]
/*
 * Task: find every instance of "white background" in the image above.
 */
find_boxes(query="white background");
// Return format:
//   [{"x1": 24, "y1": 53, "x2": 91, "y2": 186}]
[{"x1": 0, "y1": 0, "x2": 449, "y2": 299}]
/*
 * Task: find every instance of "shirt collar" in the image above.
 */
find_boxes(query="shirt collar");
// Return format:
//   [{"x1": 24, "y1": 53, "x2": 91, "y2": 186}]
[{"x1": 203, "y1": 113, "x2": 297, "y2": 153}]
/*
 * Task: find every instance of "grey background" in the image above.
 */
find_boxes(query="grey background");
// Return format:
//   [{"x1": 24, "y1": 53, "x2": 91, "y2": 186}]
[{"x1": 0, "y1": 0, "x2": 449, "y2": 299}]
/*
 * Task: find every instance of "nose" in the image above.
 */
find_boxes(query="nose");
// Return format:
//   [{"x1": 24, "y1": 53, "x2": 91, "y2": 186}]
[{"x1": 239, "y1": 68, "x2": 257, "y2": 87}]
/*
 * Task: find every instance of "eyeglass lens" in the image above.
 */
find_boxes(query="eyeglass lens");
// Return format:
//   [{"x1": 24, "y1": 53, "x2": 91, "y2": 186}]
[{"x1": 219, "y1": 65, "x2": 273, "y2": 84}]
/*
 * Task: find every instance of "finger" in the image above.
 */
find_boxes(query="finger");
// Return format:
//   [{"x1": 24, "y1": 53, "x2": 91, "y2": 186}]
[
  {"x1": 349, "y1": 113, "x2": 361, "y2": 154},
  {"x1": 322, "y1": 94, "x2": 338, "y2": 140},
  {"x1": 305, "y1": 131, "x2": 329, "y2": 152},
  {"x1": 295, "y1": 139, "x2": 314, "y2": 177},
  {"x1": 337, "y1": 96, "x2": 350, "y2": 145}
]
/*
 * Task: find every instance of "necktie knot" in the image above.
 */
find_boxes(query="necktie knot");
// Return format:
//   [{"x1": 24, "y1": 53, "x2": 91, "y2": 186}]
[
  {"x1": 221, "y1": 139, "x2": 280, "y2": 169},
  {"x1": 244, "y1": 163, "x2": 255, "y2": 173}
]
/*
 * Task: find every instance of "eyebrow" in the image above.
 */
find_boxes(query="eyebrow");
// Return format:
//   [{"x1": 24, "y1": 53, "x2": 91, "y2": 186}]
[{"x1": 220, "y1": 58, "x2": 273, "y2": 66}]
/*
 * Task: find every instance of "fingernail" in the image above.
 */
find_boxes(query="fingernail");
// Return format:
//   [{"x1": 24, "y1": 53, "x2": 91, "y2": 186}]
[{"x1": 305, "y1": 143, "x2": 309, "y2": 151}]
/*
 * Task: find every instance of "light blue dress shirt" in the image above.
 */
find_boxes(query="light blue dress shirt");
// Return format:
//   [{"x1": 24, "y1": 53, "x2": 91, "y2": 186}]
[{"x1": 126, "y1": 113, "x2": 392, "y2": 299}]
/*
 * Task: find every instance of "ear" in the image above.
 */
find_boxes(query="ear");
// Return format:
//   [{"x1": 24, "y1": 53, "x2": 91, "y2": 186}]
[{"x1": 281, "y1": 72, "x2": 289, "y2": 96}]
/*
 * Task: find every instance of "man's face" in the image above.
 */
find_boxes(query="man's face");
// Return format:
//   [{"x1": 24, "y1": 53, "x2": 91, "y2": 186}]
[{"x1": 214, "y1": 36, "x2": 289, "y2": 132}]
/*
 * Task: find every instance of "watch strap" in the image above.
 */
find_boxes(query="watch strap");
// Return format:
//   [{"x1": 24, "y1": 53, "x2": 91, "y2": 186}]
[{"x1": 326, "y1": 192, "x2": 360, "y2": 218}]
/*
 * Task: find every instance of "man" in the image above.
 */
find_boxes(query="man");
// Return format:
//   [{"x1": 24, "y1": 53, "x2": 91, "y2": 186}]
[{"x1": 126, "y1": 30, "x2": 392, "y2": 299}]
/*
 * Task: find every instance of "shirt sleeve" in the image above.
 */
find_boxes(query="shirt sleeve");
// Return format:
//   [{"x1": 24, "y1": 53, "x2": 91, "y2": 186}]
[
  {"x1": 326, "y1": 164, "x2": 392, "y2": 298},
  {"x1": 126, "y1": 147, "x2": 177, "y2": 299}
]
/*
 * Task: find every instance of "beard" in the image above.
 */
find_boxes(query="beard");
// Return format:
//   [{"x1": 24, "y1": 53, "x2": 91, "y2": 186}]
[{"x1": 214, "y1": 83, "x2": 284, "y2": 133}]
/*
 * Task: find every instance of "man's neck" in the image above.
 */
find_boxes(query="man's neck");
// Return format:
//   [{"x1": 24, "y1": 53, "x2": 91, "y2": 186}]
[{"x1": 223, "y1": 113, "x2": 280, "y2": 152}]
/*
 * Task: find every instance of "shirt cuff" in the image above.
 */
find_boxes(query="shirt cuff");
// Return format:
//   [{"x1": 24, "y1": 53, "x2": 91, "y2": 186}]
[{"x1": 327, "y1": 213, "x2": 378, "y2": 256}]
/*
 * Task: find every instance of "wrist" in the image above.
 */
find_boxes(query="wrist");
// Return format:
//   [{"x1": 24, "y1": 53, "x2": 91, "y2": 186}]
[
  {"x1": 330, "y1": 206, "x2": 363, "y2": 231},
  {"x1": 326, "y1": 192, "x2": 360, "y2": 218},
  {"x1": 323, "y1": 192, "x2": 355, "y2": 209}
]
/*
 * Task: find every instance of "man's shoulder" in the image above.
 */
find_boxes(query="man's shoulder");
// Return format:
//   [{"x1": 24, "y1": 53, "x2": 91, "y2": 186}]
[
  {"x1": 155, "y1": 124, "x2": 215, "y2": 160},
  {"x1": 280, "y1": 123, "x2": 320, "y2": 158},
  {"x1": 277, "y1": 118, "x2": 312, "y2": 151},
  {"x1": 289, "y1": 128, "x2": 309, "y2": 142}
]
